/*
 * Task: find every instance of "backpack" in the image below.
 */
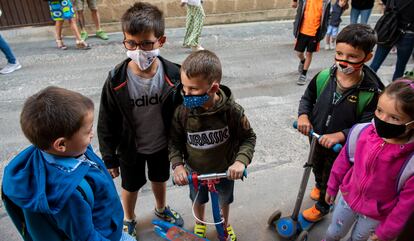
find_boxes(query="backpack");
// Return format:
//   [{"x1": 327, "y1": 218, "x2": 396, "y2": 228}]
[
  {"x1": 374, "y1": 0, "x2": 413, "y2": 47},
  {"x1": 346, "y1": 123, "x2": 414, "y2": 192},
  {"x1": 1, "y1": 179, "x2": 94, "y2": 241},
  {"x1": 316, "y1": 68, "x2": 374, "y2": 117}
]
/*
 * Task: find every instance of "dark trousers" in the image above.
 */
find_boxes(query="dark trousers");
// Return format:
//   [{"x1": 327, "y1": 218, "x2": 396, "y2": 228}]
[
  {"x1": 370, "y1": 32, "x2": 414, "y2": 80},
  {"x1": 311, "y1": 142, "x2": 339, "y2": 212}
]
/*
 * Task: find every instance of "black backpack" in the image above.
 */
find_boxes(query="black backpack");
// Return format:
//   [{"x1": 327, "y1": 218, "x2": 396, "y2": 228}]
[{"x1": 374, "y1": 0, "x2": 413, "y2": 47}]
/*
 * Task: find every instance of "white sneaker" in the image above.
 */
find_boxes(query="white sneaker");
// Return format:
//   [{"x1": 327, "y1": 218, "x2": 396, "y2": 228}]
[
  {"x1": 191, "y1": 45, "x2": 204, "y2": 52},
  {"x1": 0, "y1": 61, "x2": 22, "y2": 74},
  {"x1": 330, "y1": 42, "x2": 336, "y2": 50},
  {"x1": 324, "y1": 44, "x2": 330, "y2": 50}
]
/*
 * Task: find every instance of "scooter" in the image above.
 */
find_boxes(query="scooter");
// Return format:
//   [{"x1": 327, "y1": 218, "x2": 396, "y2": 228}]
[
  {"x1": 153, "y1": 170, "x2": 247, "y2": 241},
  {"x1": 267, "y1": 121, "x2": 342, "y2": 241}
]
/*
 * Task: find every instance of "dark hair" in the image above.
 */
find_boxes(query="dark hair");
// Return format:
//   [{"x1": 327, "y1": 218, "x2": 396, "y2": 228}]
[
  {"x1": 20, "y1": 86, "x2": 94, "y2": 150},
  {"x1": 181, "y1": 50, "x2": 222, "y2": 84},
  {"x1": 383, "y1": 79, "x2": 414, "y2": 120},
  {"x1": 121, "y1": 2, "x2": 165, "y2": 37},
  {"x1": 336, "y1": 24, "x2": 377, "y2": 54}
]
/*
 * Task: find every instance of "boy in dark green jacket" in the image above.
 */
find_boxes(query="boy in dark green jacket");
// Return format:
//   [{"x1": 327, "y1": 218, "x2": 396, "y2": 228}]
[{"x1": 169, "y1": 50, "x2": 256, "y2": 241}]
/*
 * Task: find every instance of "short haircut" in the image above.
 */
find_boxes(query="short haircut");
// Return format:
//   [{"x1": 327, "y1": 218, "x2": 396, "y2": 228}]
[
  {"x1": 20, "y1": 86, "x2": 94, "y2": 150},
  {"x1": 181, "y1": 50, "x2": 222, "y2": 84},
  {"x1": 121, "y1": 2, "x2": 165, "y2": 37},
  {"x1": 336, "y1": 24, "x2": 377, "y2": 54},
  {"x1": 383, "y1": 79, "x2": 414, "y2": 120}
]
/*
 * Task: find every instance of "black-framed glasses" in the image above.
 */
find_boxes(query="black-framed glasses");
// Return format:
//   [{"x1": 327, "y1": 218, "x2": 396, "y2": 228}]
[{"x1": 123, "y1": 38, "x2": 160, "y2": 51}]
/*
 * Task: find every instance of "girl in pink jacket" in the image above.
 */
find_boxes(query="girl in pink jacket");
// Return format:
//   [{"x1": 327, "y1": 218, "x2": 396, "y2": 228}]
[{"x1": 324, "y1": 79, "x2": 414, "y2": 241}]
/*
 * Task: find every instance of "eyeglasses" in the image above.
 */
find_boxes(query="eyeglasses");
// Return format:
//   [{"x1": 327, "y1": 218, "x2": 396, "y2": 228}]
[{"x1": 123, "y1": 38, "x2": 160, "y2": 51}]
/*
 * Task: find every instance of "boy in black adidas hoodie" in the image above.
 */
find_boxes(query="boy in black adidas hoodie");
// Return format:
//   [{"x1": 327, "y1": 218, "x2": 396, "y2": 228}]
[{"x1": 169, "y1": 50, "x2": 256, "y2": 240}]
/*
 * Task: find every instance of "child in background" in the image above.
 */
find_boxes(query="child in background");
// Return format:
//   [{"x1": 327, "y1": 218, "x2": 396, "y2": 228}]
[
  {"x1": 325, "y1": 79, "x2": 414, "y2": 241},
  {"x1": 2, "y1": 86, "x2": 133, "y2": 241},
  {"x1": 297, "y1": 24, "x2": 383, "y2": 222},
  {"x1": 181, "y1": 0, "x2": 205, "y2": 51},
  {"x1": 48, "y1": 0, "x2": 89, "y2": 49},
  {"x1": 325, "y1": 0, "x2": 347, "y2": 50},
  {"x1": 170, "y1": 50, "x2": 256, "y2": 240},
  {"x1": 292, "y1": 0, "x2": 331, "y2": 85}
]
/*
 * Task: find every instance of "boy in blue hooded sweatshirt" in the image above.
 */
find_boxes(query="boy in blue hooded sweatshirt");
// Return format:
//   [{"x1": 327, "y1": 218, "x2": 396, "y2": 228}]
[{"x1": 1, "y1": 86, "x2": 134, "y2": 241}]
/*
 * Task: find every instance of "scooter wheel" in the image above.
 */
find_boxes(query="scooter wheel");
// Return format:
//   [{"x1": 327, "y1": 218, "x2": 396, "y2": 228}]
[
  {"x1": 296, "y1": 230, "x2": 308, "y2": 241},
  {"x1": 267, "y1": 210, "x2": 282, "y2": 226}
]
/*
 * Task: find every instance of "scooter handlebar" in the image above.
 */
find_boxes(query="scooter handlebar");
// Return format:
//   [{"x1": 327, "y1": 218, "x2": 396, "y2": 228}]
[
  {"x1": 293, "y1": 121, "x2": 342, "y2": 153},
  {"x1": 173, "y1": 169, "x2": 248, "y2": 185}
]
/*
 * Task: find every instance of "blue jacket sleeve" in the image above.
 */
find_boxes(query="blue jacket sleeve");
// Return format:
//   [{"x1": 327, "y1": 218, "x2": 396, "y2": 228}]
[{"x1": 53, "y1": 191, "x2": 111, "y2": 241}]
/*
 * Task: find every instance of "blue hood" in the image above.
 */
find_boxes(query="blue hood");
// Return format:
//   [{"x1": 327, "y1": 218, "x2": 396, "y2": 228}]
[{"x1": 3, "y1": 146, "x2": 90, "y2": 214}]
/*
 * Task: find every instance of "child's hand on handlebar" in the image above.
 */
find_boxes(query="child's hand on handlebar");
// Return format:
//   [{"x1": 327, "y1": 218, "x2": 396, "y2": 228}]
[
  {"x1": 108, "y1": 167, "x2": 120, "y2": 179},
  {"x1": 318, "y1": 132, "x2": 345, "y2": 149},
  {"x1": 297, "y1": 114, "x2": 312, "y2": 136},
  {"x1": 173, "y1": 165, "x2": 189, "y2": 186},
  {"x1": 227, "y1": 161, "x2": 245, "y2": 180}
]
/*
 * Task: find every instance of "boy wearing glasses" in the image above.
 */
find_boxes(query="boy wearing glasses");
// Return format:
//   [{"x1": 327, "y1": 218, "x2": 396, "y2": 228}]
[{"x1": 97, "y1": 2, "x2": 183, "y2": 238}]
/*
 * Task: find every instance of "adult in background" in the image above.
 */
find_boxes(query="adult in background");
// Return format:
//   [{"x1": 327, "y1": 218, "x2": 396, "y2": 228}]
[
  {"x1": 0, "y1": 8, "x2": 21, "y2": 74},
  {"x1": 350, "y1": 0, "x2": 374, "y2": 24},
  {"x1": 370, "y1": 0, "x2": 414, "y2": 81},
  {"x1": 73, "y1": 0, "x2": 108, "y2": 41}
]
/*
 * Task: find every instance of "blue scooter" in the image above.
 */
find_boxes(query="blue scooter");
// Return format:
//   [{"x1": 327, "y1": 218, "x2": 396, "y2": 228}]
[
  {"x1": 153, "y1": 170, "x2": 247, "y2": 241},
  {"x1": 267, "y1": 121, "x2": 342, "y2": 241}
]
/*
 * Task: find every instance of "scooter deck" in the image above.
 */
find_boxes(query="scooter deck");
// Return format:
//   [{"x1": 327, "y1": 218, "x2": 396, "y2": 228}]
[
  {"x1": 153, "y1": 220, "x2": 210, "y2": 241},
  {"x1": 297, "y1": 213, "x2": 314, "y2": 231}
]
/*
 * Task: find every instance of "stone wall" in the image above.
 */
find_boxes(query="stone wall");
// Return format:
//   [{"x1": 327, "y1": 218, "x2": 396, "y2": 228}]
[{"x1": 81, "y1": 0, "x2": 296, "y2": 32}]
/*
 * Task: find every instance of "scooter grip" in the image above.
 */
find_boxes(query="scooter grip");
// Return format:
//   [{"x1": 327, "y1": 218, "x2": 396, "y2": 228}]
[
  {"x1": 332, "y1": 143, "x2": 343, "y2": 153},
  {"x1": 293, "y1": 120, "x2": 298, "y2": 129},
  {"x1": 293, "y1": 121, "x2": 342, "y2": 153}
]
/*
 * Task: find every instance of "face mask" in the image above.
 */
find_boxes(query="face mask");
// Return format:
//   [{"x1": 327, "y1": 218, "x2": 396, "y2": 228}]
[
  {"x1": 127, "y1": 49, "x2": 159, "y2": 71},
  {"x1": 335, "y1": 58, "x2": 365, "y2": 75},
  {"x1": 182, "y1": 92, "x2": 210, "y2": 109},
  {"x1": 374, "y1": 115, "x2": 414, "y2": 139}
]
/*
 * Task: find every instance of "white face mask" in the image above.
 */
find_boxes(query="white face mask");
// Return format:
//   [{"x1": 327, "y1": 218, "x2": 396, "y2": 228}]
[{"x1": 127, "y1": 49, "x2": 160, "y2": 71}]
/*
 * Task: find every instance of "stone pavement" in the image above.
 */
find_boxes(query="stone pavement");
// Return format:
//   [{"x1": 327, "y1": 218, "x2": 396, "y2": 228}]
[{"x1": 0, "y1": 16, "x2": 412, "y2": 241}]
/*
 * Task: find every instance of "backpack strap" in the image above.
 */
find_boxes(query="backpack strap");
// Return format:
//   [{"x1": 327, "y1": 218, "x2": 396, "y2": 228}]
[
  {"x1": 357, "y1": 91, "x2": 374, "y2": 117},
  {"x1": 397, "y1": 153, "x2": 414, "y2": 192},
  {"x1": 346, "y1": 122, "x2": 371, "y2": 163},
  {"x1": 316, "y1": 68, "x2": 331, "y2": 98}
]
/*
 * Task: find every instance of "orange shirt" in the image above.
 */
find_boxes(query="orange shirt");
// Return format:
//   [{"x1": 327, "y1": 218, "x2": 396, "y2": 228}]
[{"x1": 300, "y1": 0, "x2": 323, "y2": 37}]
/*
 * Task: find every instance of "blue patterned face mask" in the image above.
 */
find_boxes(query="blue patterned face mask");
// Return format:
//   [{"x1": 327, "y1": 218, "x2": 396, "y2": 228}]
[{"x1": 182, "y1": 91, "x2": 210, "y2": 109}]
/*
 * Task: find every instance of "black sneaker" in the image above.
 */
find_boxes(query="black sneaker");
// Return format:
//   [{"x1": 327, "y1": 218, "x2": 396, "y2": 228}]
[{"x1": 154, "y1": 205, "x2": 184, "y2": 227}]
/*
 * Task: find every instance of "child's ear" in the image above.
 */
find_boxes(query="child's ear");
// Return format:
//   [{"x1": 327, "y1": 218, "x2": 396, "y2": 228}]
[
  {"x1": 51, "y1": 137, "x2": 67, "y2": 153},
  {"x1": 158, "y1": 36, "x2": 166, "y2": 47},
  {"x1": 364, "y1": 52, "x2": 373, "y2": 62},
  {"x1": 210, "y1": 82, "x2": 220, "y2": 93}
]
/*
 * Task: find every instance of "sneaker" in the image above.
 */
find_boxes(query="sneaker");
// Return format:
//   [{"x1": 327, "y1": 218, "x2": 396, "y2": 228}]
[
  {"x1": 298, "y1": 60, "x2": 305, "y2": 73},
  {"x1": 96, "y1": 30, "x2": 109, "y2": 40},
  {"x1": 297, "y1": 74, "x2": 307, "y2": 85},
  {"x1": 302, "y1": 204, "x2": 327, "y2": 222},
  {"x1": 0, "y1": 61, "x2": 22, "y2": 74},
  {"x1": 193, "y1": 223, "x2": 207, "y2": 238},
  {"x1": 310, "y1": 186, "x2": 320, "y2": 201},
  {"x1": 80, "y1": 31, "x2": 88, "y2": 41},
  {"x1": 404, "y1": 70, "x2": 414, "y2": 78},
  {"x1": 330, "y1": 42, "x2": 336, "y2": 50},
  {"x1": 324, "y1": 44, "x2": 330, "y2": 50},
  {"x1": 191, "y1": 45, "x2": 204, "y2": 52},
  {"x1": 226, "y1": 225, "x2": 237, "y2": 241},
  {"x1": 123, "y1": 219, "x2": 137, "y2": 238},
  {"x1": 154, "y1": 206, "x2": 184, "y2": 227}
]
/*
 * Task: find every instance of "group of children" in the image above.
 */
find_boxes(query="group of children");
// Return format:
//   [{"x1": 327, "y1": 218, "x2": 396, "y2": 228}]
[{"x1": 1, "y1": 1, "x2": 414, "y2": 241}]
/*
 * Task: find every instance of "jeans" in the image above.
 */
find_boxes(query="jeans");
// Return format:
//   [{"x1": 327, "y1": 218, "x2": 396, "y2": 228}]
[
  {"x1": 0, "y1": 34, "x2": 16, "y2": 64},
  {"x1": 325, "y1": 196, "x2": 380, "y2": 241},
  {"x1": 370, "y1": 33, "x2": 414, "y2": 80},
  {"x1": 350, "y1": 8, "x2": 372, "y2": 24}
]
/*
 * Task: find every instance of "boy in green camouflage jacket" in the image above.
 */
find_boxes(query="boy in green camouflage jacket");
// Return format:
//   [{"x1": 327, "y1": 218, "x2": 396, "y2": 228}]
[{"x1": 169, "y1": 50, "x2": 256, "y2": 240}]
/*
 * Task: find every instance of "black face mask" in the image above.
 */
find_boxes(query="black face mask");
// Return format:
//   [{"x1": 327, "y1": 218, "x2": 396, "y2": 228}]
[{"x1": 374, "y1": 115, "x2": 414, "y2": 139}]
